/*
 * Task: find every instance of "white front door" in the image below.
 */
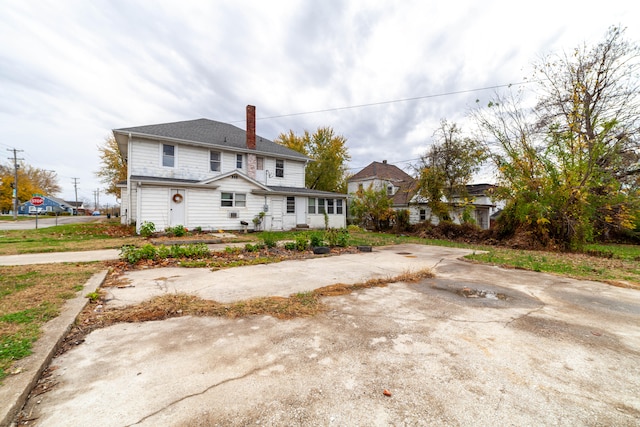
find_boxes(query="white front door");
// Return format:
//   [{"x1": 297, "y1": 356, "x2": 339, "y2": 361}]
[
  {"x1": 296, "y1": 197, "x2": 306, "y2": 225},
  {"x1": 170, "y1": 189, "x2": 185, "y2": 226}
]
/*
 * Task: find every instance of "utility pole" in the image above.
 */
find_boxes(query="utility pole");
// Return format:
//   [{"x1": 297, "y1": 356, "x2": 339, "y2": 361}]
[
  {"x1": 72, "y1": 177, "x2": 79, "y2": 215},
  {"x1": 6, "y1": 148, "x2": 24, "y2": 220}
]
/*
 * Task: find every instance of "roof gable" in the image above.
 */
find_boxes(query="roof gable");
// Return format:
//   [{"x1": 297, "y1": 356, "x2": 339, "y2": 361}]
[
  {"x1": 113, "y1": 118, "x2": 308, "y2": 161},
  {"x1": 349, "y1": 161, "x2": 414, "y2": 182}
]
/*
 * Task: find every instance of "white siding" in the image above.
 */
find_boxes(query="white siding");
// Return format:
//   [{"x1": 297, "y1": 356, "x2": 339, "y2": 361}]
[
  {"x1": 138, "y1": 187, "x2": 170, "y2": 231},
  {"x1": 261, "y1": 157, "x2": 306, "y2": 187}
]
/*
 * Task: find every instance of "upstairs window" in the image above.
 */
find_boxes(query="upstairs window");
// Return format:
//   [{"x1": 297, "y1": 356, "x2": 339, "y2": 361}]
[
  {"x1": 163, "y1": 144, "x2": 175, "y2": 167},
  {"x1": 210, "y1": 151, "x2": 221, "y2": 172},
  {"x1": 387, "y1": 185, "x2": 394, "y2": 196},
  {"x1": 257, "y1": 156, "x2": 264, "y2": 171},
  {"x1": 276, "y1": 159, "x2": 284, "y2": 177},
  {"x1": 236, "y1": 154, "x2": 244, "y2": 169}
]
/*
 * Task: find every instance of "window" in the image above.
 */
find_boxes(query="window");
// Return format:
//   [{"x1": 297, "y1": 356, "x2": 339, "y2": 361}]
[
  {"x1": 327, "y1": 199, "x2": 334, "y2": 214},
  {"x1": 221, "y1": 192, "x2": 246, "y2": 207},
  {"x1": 276, "y1": 159, "x2": 284, "y2": 177},
  {"x1": 387, "y1": 185, "x2": 394, "y2": 196},
  {"x1": 286, "y1": 196, "x2": 295, "y2": 213},
  {"x1": 210, "y1": 151, "x2": 221, "y2": 172},
  {"x1": 236, "y1": 154, "x2": 243, "y2": 169},
  {"x1": 420, "y1": 209, "x2": 426, "y2": 221},
  {"x1": 257, "y1": 157, "x2": 264, "y2": 170},
  {"x1": 358, "y1": 183, "x2": 363, "y2": 191},
  {"x1": 221, "y1": 192, "x2": 233, "y2": 207},
  {"x1": 308, "y1": 198, "x2": 316, "y2": 214},
  {"x1": 336, "y1": 199, "x2": 343, "y2": 214},
  {"x1": 317, "y1": 198, "x2": 326, "y2": 214},
  {"x1": 163, "y1": 144, "x2": 175, "y2": 167}
]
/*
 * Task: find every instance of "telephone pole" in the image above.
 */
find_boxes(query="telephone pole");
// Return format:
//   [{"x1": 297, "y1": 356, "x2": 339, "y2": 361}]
[
  {"x1": 72, "y1": 177, "x2": 79, "y2": 215},
  {"x1": 6, "y1": 148, "x2": 24, "y2": 220}
]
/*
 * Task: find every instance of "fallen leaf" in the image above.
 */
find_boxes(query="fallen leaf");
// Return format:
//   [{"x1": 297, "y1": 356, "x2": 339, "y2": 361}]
[{"x1": 383, "y1": 389, "x2": 392, "y2": 397}]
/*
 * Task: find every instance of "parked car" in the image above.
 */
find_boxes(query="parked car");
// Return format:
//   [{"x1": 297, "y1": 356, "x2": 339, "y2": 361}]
[{"x1": 92, "y1": 211, "x2": 101, "y2": 216}]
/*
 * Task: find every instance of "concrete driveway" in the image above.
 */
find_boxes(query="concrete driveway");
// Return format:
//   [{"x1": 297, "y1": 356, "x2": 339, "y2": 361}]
[{"x1": 13, "y1": 244, "x2": 640, "y2": 426}]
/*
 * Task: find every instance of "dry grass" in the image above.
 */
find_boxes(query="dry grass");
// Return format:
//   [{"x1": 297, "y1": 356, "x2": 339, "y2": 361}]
[{"x1": 61, "y1": 267, "x2": 434, "y2": 354}]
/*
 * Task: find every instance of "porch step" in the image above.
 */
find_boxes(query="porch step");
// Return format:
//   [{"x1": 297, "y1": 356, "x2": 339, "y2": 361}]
[{"x1": 295, "y1": 224, "x2": 310, "y2": 228}]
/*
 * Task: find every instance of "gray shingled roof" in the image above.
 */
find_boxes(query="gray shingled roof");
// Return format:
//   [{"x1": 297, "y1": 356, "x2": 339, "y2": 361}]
[{"x1": 113, "y1": 118, "x2": 308, "y2": 160}]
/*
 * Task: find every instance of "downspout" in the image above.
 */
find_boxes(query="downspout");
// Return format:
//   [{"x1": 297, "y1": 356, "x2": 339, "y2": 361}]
[{"x1": 127, "y1": 133, "x2": 133, "y2": 225}]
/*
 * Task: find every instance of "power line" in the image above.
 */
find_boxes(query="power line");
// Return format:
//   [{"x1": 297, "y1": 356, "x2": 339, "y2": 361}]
[{"x1": 231, "y1": 81, "x2": 532, "y2": 123}]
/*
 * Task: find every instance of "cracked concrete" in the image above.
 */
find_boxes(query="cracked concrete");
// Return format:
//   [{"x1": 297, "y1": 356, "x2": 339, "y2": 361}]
[{"x1": 13, "y1": 244, "x2": 640, "y2": 426}]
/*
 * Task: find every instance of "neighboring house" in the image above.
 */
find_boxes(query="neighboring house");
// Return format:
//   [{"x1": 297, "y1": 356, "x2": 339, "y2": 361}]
[
  {"x1": 347, "y1": 161, "x2": 499, "y2": 230},
  {"x1": 113, "y1": 105, "x2": 347, "y2": 233},
  {"x1": 19, "y1": 195, "x2": 74, "y2": 215},
  {"x1": 64, "y1": 200, "x2": 86, "y2": 215},
  {"x1": 347, "y1": 160, "x2": 416, "y2": 211}
]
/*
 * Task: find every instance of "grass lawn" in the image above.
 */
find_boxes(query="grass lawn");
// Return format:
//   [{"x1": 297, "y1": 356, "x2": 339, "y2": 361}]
[
  {"x1": 0, "y1": 221, "x2": 140, "y2": 255},
  {"x1": 0, "y1": 263, "x2": 103, "y2": 381}
]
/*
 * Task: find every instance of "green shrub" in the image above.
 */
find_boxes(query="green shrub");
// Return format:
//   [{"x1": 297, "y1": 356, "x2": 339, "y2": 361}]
[
  {"x1": 295, "y1": 234, "x2": 309, "y2": 251},
  {"x1": 347, "y1": 224, "x2": 362, "y2": 233},
  {"x1": 193, "y1": 226, "x2": 203, "y2": 233},
  {"x1": 326, "y1": 228, "x2": 349, "y2": 247},
  {"x1": 309, "y1": 231, "x2": 325, "y2": 247},
  {"x1": 120, "y1": 243, "x2": 208, "y2": 264},
  {"x1": 261, "y1": 232, "x2": 278, "y2": 249},
  {"x1": 224, "y1": 246, "x2": 243, "y2": 254},
  {"x1": 245, "y1": 243, "x2": 259, "y2": 252},
  {"x1": 139, "y1": 221, "x2": 156, "y2": 238},
  {"x1": 171, "y1": 225, "x2": 187, "y2": 237},
  {"x1": 284, "y1": 242, "x2": 296, "y2": 250}
]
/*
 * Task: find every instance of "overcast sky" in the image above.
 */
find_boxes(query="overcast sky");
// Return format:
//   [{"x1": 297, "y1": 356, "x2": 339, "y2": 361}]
[{"x1": 1, "y1": 0, "x2": 638, "y2": 206}]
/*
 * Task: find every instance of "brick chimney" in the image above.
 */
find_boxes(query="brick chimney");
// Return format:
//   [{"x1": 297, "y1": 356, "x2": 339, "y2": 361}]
[{"x1": 246, "y1": 105, "x2": 256, "y2": 150}]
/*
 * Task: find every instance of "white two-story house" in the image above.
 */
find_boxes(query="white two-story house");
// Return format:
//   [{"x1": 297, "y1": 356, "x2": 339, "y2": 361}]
[{"x1": 113, "y1": 105, "x2": 347, "y2": 233}]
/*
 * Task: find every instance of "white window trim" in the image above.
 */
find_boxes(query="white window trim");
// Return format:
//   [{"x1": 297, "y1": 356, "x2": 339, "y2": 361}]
[
  {"x1": 236, "y1": 154, "x2": 244, "y2": 170},
  {"x1": 276, "y1": 159, "x2": 285, "y2": 178},
  {"x1": 221, "y1": 192, "x2": 247, "y2": 208},
  {"x1": 210, "y1": 150, "x2": 222, "y2": 172},
  {"x1": 161, "y1": 143, "x2": 177, "y2": 168}
]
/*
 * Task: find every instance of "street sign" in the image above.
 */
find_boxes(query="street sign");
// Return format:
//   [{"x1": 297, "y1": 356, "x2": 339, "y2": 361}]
[{"x1": 30, "y1": 196, "x2": 44, "y2": 206}]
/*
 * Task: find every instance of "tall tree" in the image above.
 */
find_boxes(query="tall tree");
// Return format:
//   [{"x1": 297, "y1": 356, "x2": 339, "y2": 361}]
[
  {"x1": 474, "y1": 26, "x2": 640, "y2": 248},
  {"x1": 0, "y1": 162, "x2": 60, "y2": 212},
  {"x1": 350, "y1": 184, "x2": 395, "y2": 231},
  {"x1": 416, "y1": 120, "x2": 486, "y2": 221},
  {"x1": 275, "y1": 127, "x2": 350, "y2": 192},
  {"x1": 96, "y1": 136, "x2": 127, "y2": 197}
]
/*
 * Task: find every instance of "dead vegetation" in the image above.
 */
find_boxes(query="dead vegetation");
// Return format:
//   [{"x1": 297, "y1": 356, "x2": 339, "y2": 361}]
[{"x1": 58, "y1": 267, "x2": 434, "y2": 356}]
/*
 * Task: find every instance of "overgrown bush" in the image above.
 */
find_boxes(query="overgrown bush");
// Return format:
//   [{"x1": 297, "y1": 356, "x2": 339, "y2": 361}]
[
  {"x1": 394, "y1": 209, "x2": 411, "y2": 232},
  {"x1": 284, "y1": 242, "x2": 296, "y2": 250},
  {"x1": 261, "y1": 232, "x2": 278, "y2": 249},
  {"x1": 309, "y1": 231, "x2": 325, "y2": 247},
  {"x1": 295, "y1": 234, "x2": 309, "y2": 251},
  {"x1": 171, "y1": 225, "x2": 187, "y2": 237},
  {"x1": 325, "y1": 228, "x2": 349, "y2": 247},
  {"x1": 139, "y1": 221, "x2": 156, "y2": 238}
]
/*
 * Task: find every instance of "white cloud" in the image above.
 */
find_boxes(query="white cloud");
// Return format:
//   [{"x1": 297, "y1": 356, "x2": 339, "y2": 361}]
[{"x1": 0, "y1": 0, "x2": 638, "y2": 203}]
